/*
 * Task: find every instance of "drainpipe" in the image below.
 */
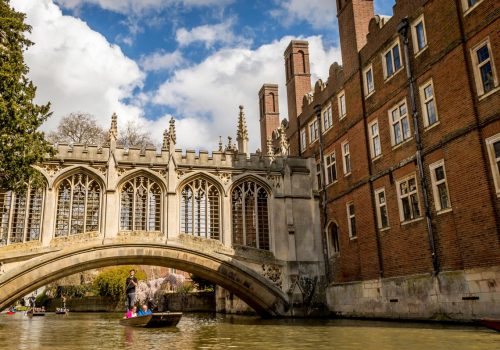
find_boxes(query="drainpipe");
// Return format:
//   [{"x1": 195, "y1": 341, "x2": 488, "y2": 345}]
[
  {"x1": 398, "y1": 18, "x2": 440, "y2": 274},
  {"x1": 314, "y1": 104, "x2": 331, "y2": 281}
]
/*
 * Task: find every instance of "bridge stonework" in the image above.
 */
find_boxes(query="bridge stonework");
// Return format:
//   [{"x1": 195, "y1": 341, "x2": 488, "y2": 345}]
[{"x1": 0, "y1": 136, "x2": 325, "y2": 316}]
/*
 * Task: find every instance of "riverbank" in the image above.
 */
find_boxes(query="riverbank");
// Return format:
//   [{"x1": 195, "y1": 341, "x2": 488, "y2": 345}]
[{"x1": 42, "y1": 291, "x2": 216, "y2": 313}]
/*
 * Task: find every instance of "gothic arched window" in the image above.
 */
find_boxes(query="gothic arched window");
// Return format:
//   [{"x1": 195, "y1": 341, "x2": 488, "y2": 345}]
[
  {"x1": 120, "y1": 176, "x2": 161, "y2": 232},
  {"x1": 180, "y1": 177, "x2": 220, "y2": 240},
  {"x1": 231, "y1": 181, "x2": 270, "y2": 250},
  {"x1": 0, "y1": 187, "x2": 44, "y2": 245},
  {"x1": 55, "y1": 173, "x2": 101, "y2": 237}
]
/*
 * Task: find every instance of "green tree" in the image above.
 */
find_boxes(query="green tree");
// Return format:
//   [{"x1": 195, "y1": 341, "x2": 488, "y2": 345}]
[
  {"x1": 190, "y1": 274, "x2": 215, "y2": 291},
  {"x1": 93, "y1": 266, "x2": 146, "y2": 299},
  {"x1": 0, "y1": 0, "x2": 53, "y2": 191}
]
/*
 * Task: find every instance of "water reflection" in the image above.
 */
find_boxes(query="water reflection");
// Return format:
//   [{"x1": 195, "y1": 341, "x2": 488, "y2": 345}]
[{"x1": 0, "y1": 313, "x2": 497, "y2": 350}]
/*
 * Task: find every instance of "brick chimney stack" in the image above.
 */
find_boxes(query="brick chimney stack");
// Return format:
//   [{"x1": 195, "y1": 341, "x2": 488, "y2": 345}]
[
  {"x1": 284, "y1": 40, "x2": 312, "y2": 122},
  {"x1": 337, "y1": 0, "x2": 374, "y2": 77},
  {"x1": 258, "y1": 84, "x2": 280, "y2": 153}
]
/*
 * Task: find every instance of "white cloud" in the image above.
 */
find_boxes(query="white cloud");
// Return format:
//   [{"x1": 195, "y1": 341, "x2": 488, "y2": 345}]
[
  {"x1": 11, "y1": 0, "x2": 145, "y2": 131},
  {"x1": 175, "y1": 19, "x2": 245, "y2": 48},
  {"x1": 272, "y1": 0, "x2": 337, "y2": 29},
  {"x1": 55, "y1": 0, "x2": 233, "y2": 15},
  {"x1": 140, "y1": 50, "x2": 185, "y2": 72},
  {"x1": 153, "y1": 36, "x2": 341, "y2": 151}
]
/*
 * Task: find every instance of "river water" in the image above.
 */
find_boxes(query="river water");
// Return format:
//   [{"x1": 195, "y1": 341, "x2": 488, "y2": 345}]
[{"x1": 0, "y1": 313, "x2": 497, "y2": 350}]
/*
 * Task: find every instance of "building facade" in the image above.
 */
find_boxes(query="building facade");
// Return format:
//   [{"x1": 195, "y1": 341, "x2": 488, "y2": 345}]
[{"x1": 263, "y1": 0, "x2": 499, "y2": 320}]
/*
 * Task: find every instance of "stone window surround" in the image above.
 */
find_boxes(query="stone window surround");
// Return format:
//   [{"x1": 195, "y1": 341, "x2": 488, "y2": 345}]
[
  {"x1": 485, "y1": 133, "x2": 500, "y2": 197},
  {"x1": 396, "y1": 174, "x2": 422, "y2": 223},
  {"x1": 470, "y1": 37, "x2": 499, "y2": 98},
  {"x1": 363, "y1": 64, "x2": 375, "y2": 98},
  {"x1": 369, "y1": 119, "x2": 382, "y2": 160},
  {"x1": 419, "y1": 78, "x2": 439, "y2": 129},
  {"x1": 381, "y1": 38, "x2": 404, "y2": 81},
  {"x1": 338, "y1": 90, "x2": 347, "y2": 120},
  {"x1": 411, "y1": 14, "x2": 428, "y2": 57},
  {"x1": 429, "y1": 159, "x2": 452, "y2": 214},
  {"x1": 374, "y1": 187, "x2": 389, "y2": 230}
]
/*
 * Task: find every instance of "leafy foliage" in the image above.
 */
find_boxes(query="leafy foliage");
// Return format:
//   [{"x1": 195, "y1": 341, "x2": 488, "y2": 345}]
[
  {"x1": 190, "y1": 274, "x2": 215, "y2": 291},
  {"x1": 0, "y1": 0, "x2": 54, "y2": 191},
  {"x1": 93, "y1": 266, "x2": 146, "y2": 298}
]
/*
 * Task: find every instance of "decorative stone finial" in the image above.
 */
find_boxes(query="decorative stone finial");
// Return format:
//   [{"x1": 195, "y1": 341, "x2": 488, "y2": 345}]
[
  {"x1": 236, "y1": 105, "x2": 249, "y2": 156},
  {"x1": 162, "y1": 129, "x2": 169, "y2": 150},
  {"x1": 266, "y1": 138, "x2": 274, "y2": 157},
  {"x1": 109, "y1": 112, "x2": 118, "y2": 142},
  {"x1": 169, "y1": 117, "x2": 176, "y2": 145},
  {"x1": 218, "y1": 136, "x2": 223, "y2": 152}
]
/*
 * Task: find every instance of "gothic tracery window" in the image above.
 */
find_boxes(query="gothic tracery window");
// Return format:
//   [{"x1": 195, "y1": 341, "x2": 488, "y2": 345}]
[
  {"x1": 120, "y1": 176, "x2": 161, "y2": 231},
  {"x1": 55, "y1": 173, "x2": 101, "y2": 237},
  {"x1": 0, "y1": 187, "x2": 44, "y2": 245},
  {"x1": 231, "y1": 181, "x2": 270, "y2": 250},
  {"x1": 180, "y1": 177, "x2": 220, "y2": 240}
]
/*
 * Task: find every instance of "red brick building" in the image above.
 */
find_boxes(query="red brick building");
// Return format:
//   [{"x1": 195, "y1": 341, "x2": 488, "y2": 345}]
[{"x1": 260, "y1": 0, "x2": 499, "y2": 319}]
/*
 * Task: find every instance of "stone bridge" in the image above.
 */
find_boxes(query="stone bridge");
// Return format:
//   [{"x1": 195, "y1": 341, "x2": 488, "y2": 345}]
[{"x1": 0, "y1": 117, "x2": 325, "y2": 316}]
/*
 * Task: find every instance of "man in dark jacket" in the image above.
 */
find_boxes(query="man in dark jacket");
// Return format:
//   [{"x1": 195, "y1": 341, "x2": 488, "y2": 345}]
[{"x1": 125, "y1": 269, "x2": 138, "y2": 310}]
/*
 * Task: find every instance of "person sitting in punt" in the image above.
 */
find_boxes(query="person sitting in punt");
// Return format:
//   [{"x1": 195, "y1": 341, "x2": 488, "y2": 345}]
[
  {"x1": 137, "y1": 304, "x2": 152, "y2": 316},
  {"x1": 125, "y1": 306, "x2": 138, "y2": 318}
]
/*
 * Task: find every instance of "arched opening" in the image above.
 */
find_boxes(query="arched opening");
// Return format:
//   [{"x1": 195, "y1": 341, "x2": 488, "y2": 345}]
[
  {"x1": 55, "y1": 173, "x2": 102, "y2": 236},
  {"x1": 0, "y1": 243, "x2": 288, "y2": 316},
  {"x1": 0, "y1": 185, "x2": 44, "y2": 245},
  {"x1": 120, "y1": 175, "x2": 162, "y2": 232},
  {"x1": 326, "y1": 222, "x2": 340, "y2": 257},
  {"x1": 179, "y1": 177, "x2": 221, "y2": 240},
  {"x1": 231, "y1": 180, "x2": 270, "y2": 250}
]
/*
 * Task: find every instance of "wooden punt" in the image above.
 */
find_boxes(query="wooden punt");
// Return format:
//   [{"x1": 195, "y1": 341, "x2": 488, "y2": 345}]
[
  {"x1": 119, "y1": 312, "x2": 182, "y2": 328},
  {"x1": 479, "y1": 318, "x2": 500, "y2": 332}
]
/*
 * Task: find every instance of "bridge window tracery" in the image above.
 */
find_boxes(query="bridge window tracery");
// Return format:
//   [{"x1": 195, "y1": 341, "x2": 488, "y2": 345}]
[
  {"x1": 120, "y1": 176, "x2": 161, "y2": 231},
  {"x1": 232, "y1": 181, "x2": 270, "y2": 250},
  {"x1": 0, "y1": 187, "x2": 44, "y2": 245},
  {"x1": 55, "y1": 174, "x2": 101, "y2": 236},
  {"x1": 180, "y1": 177, "x2": 220, "y2": 240}
]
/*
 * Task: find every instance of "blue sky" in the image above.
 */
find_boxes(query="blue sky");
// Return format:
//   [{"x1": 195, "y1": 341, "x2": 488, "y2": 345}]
[{"x1": 12, "y1": 0, "x2": 396, "y2": 151}]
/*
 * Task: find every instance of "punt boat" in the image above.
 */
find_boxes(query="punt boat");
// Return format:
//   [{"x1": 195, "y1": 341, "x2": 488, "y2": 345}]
[{"x1": 119, "y1": 312, "x2": 182, "y2": 328}]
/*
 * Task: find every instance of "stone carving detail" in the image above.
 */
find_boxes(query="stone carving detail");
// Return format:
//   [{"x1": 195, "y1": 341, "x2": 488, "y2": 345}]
[
  {"x1": 152, "y1": 169, "x2": 168, "y2": 178},
  {"x1": 40, "y1": 164, "x2": 63, "y2": 177},
  {"x1": 215, "y1": 172, "x2": 232, "y2": 186},
  {"x1": 50, "y1": 231, "x2": 101, "y2": 247},
  {"x1": 95, "y1": 165, "x2": 107, "y2": 177},
  {"x1": 266, "y1": 174, "x2": 281, "y2": 189},
  {"x1": 261, "y1": 264, "x2": 283, "y2": 289},
  {"x1": 117, "y1": 167, "x2": 129, "y2": 177},
  {"x1": 176, "y1": 169, "x2": 193, "y2": 179}
]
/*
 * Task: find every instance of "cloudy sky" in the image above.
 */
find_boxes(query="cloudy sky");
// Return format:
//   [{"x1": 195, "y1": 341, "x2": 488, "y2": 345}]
[{"x1": 11, "y1": 0, "x2": 395, "y2": 151}]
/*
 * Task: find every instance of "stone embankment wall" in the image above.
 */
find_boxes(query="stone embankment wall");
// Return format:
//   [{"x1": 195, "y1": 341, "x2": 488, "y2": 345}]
[
  {"x1": 215, "y1": 286, "x2": 256, "y2": 315},
  {"x1": 326, "y1": 267, "x2": 500, "y2": 321},
  {"x1": 45, "y1": 292, "x2": 216, "y2": 313}
]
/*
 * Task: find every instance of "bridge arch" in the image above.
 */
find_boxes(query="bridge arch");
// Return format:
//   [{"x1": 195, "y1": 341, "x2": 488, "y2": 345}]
[{"x1": 0, "y1": 243, "x2": 289, "y2": 316}]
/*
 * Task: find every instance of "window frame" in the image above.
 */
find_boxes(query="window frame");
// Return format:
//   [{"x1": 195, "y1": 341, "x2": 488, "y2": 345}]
[
  {"x1": 411, "y1": 15, "x2": 428, "y2": 56},
  {"x1": 324, "y1": 151, "x2": 338, "y2": 186},
  {"x1": 346, "y1": 202, "x2": 356, "y2": 239},
  {"x1": 363, "y1": 64, "x2": 375, "y2": 97},
  {"x1": 396, "y1": 174, "x2": 422, "y2": 223},
  {"x1": 461, "y1": 0, "x2": 484, "y2": 15},
  {"x1": 341, "y1": 140, "x2": 351, "y2": 176},
  {"x1": 338, "y1": 90, "x2": 347, "y2": 120},
  {"x1": 429, "y1": 160, "x2": 452, "y2": 213},
  {"x1": 369, "y1": 119, "x2": 382, "y2": 159},
  {"x1": 300, "y1": 128, "x2": 307, "y2": 152},
  {"x1": 470, "y1": 38, "x2": 498, "y2": 97},
  {"x1": 326, "y1": 221, "x2": 340, "y2": 256},
  {"x1": 485, "y1": 133, "x2": 500, "y2": 196},
  {"x1": 382, "y1": 39, "x2": 403, "y2": 81},
  {"x1": 419, "y1": 79, "x2": 439, "y2": 128},
  {"x1": 374, "y1": 187, "x2": 389, "y2": 230},
  {"x1": 388, "y1": 99, "x2": 412, "y2": 147},
  {"x1": 308, "y1": 118, "x2": 319, "y2": 144},
  {"x1": 322, "y1": 104, "x2": 333, "y2": 131}
]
